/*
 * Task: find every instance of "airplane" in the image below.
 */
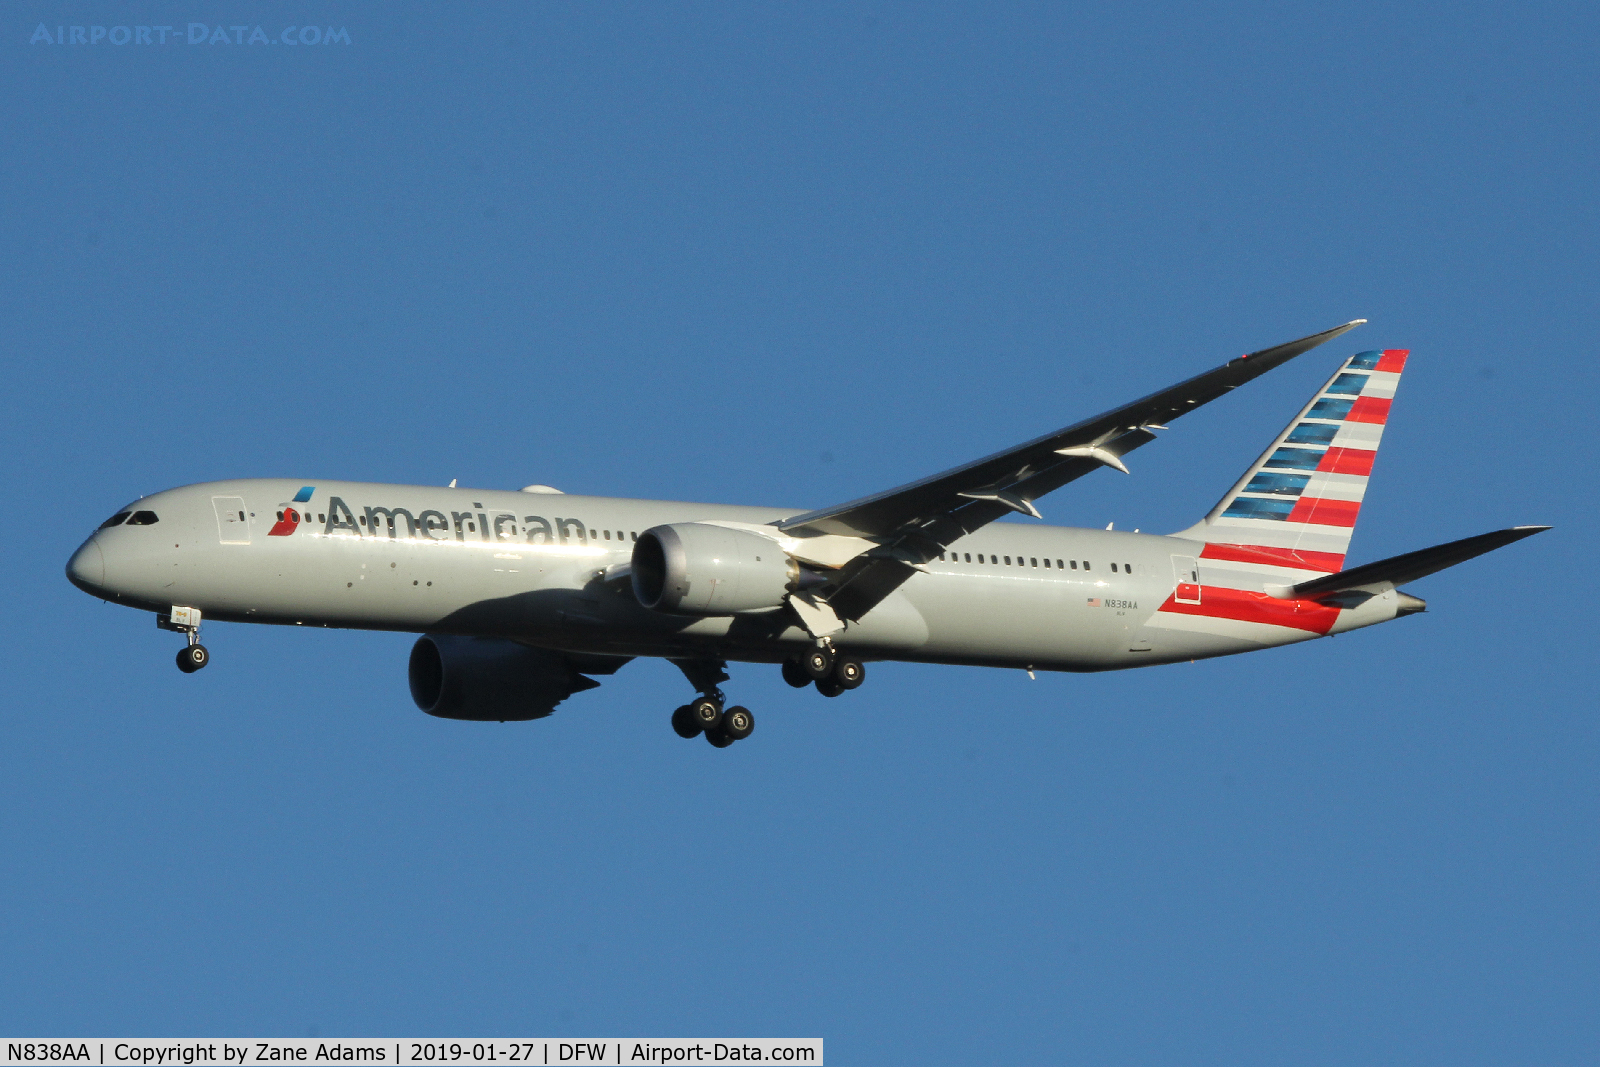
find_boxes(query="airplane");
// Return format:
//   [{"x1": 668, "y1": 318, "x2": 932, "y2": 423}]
[{"x1": 66, "y1": 321, "x2": 1547, "y2": 747}]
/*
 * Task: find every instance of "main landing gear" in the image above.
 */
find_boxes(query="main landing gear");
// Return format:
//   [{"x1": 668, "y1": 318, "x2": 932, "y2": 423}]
[
  {"x1": 670, "y1": 696, "x2": 755, "y2": 748},
  {"x1": 669, "y1": 659, "x2": 754, "y2": 749},
  {"x1": 782, "y1": 643, "x2": 865, "y2": 698},
  {"x1": 160, "y1": 606, "x2": 210, "y2": 674}
]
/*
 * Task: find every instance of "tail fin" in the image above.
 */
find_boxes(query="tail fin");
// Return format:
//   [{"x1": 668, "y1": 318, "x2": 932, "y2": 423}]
[{"x1": 1175, "y1": 348, "x2": 1408, "y2": 580}]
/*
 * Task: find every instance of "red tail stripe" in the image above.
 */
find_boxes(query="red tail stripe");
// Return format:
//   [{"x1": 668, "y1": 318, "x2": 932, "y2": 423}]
[
  {"x1": 1376, "y1": 349, "x2": 1409, "y2": 373},
  {"x1": 1347, "y1": 396, "x2": 1391, "y2": 424},
  {"x1": 1200, "y1": 543, "x2": 1345, "y2": 572},
  {"x1": 1157, "y1": 587, "x2": 1340, "y2": 635},
  {"x1": 1316, "y1": 447, "x2": 1376, "y2": 476},
  {"x1": 1286, "y1": 496, "x2": 1361, "y2": 527}
]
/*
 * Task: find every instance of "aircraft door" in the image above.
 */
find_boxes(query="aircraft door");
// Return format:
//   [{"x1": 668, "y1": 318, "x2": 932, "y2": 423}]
[
  {"x1": 1172, "y1": 554, "x2": 1201, "y2": 605},
  {"x1": 212, "y1": 496, "x2": 251, "y2": 545}
]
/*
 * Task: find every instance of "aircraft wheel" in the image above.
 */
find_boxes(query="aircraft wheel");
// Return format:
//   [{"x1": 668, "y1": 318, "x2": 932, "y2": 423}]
[
  {"x1": 688, "y1": 695, "x2": 724, "y2": 732},
  {"x1": 671, "y1": 704, "x2": 701, "y2": 739},
  {"x1": 705, "y1": 726, "x2": 736, "y2": 748},
  {"x1": 781, "y1": 659, "x2": 811, "y2": 688},
  {"x1": 803, "y1": 647, "x2": 835, "y2": 681},
  {"x1": 176, "y1": 645, "x2": 208, "y2": 673},
  {"x1": 722, "y1": 706, "x2": 754, "y2": 741},
  {"x1": 834, "y1": 658, "x2": 865, "y2": 690},
  {"x1": 815, "y1": 678, "x2": 845, "y2": 698}
]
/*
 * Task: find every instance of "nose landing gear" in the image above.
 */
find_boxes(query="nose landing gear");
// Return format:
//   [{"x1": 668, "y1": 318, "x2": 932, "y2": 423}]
[
  {"x1": 176, "y1": 644, "x2": 209, "y2": 673},
  {"x1": 160, "y1": 606, "x2": 210, "y2": 673}
]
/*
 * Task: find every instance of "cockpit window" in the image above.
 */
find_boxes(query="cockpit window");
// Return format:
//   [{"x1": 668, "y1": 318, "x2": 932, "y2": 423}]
[
  {"x1": 124, "y1": 511, "x2": 160, "y2": 526},
  {"x1": 99, "y1": 512, "x2": 131, "y2": 529}
]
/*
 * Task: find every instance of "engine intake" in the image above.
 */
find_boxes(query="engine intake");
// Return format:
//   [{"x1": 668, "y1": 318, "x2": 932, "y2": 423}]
[{"x1": 632, "y1": 523, "x2": 796, "y2": 615}]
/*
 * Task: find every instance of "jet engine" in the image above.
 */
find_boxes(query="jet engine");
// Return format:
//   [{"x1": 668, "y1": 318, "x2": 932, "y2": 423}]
[
  {"x1": 408, "y1": 634, "x2": 600, "y2": 721},
  {"x1": 631, "y1": 522, "x2": 798, "y2": 615}
]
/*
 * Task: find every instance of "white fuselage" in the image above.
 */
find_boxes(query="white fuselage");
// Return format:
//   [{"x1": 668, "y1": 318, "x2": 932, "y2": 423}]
[{"x1": 68, "y1": 479, "x2": 1407, "y2": 672}]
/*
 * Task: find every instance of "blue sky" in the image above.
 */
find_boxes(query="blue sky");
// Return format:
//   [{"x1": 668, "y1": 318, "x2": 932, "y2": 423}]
[{"x1": 2, "y1": 2, "x2": 1595, "y2": 1061}]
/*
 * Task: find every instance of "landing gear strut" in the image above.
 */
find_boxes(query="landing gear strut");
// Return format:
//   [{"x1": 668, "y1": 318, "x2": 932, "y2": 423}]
[
  {"x1": 160, "y1": 606, "x2": 209, "y2": 674},
  {"x1": 669, "y1": 658, "x2": 754, "y2": 748}
]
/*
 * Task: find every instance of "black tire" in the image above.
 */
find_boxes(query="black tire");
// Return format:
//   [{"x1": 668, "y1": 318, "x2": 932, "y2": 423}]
[
  {"x1": 176, "y1": 644, "x2": 208, "y2": 673},
  {"x1": 834, "y1": 658, "x2": 865, "y2": 690},
  {"x1": 722, "y1": 706, "x2": 754, "y2": 741},
  {"x1": 815, "y1": 678, "x2": 845, "y2": 698},
  {"x1": 781, "y1": 659, "x2": 811, "y2": 688},
  {"x1": 803, "y1": 647, "x2": 835, "y2": 681},
  {"x1": 670, "y1": 704, "x2": 701, "y2": 738},
  {"x1": 704, "y1": 726, "x2": 735, "y2": 748},
  {"x1": 689, "y1": 695, "x2": 723, "y2": 732},
  {"x1": 175, "y1": 647, "x2": 196, "y2": 673}
]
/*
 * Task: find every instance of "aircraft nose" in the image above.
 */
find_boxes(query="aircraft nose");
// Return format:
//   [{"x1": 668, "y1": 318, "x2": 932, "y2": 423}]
[{"x1": 66, "y1": 539, "x2": 105, "y2": 594}]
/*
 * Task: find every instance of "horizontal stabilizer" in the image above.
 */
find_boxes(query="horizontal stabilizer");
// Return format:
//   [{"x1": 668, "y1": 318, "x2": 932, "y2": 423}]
[{"x1": 1292, "y1": 525, "x2": 1550, "y2": 599}]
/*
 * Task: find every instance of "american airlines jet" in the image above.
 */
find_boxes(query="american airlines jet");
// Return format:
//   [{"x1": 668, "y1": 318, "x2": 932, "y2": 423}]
[{"x1": 66, "y1": 322, "x2": 1545, "y2": 747}]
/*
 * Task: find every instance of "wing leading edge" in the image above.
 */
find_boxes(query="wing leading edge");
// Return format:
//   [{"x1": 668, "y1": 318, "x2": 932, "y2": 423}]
[{"x1": 780, "y1": 320, "x2": 1367, "y2": 621}]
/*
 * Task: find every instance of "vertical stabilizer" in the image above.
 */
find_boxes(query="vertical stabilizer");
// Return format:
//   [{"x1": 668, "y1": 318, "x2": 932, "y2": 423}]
[{"x1": 1175, "y1": 349, "x2": 1408, "y2": 584}]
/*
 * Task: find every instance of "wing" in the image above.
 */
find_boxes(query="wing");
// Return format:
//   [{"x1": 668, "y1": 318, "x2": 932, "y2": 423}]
[{"x1": 780, "y1": 320, "x2": 1367, "y2": 622}]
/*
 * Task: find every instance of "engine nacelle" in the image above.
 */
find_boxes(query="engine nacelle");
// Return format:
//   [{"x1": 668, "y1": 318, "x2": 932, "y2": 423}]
[
  {"x1": 631, "y1": 522, "x2": 796, "y2": 615},
  {"x1": 408, "y1": 634, "x2": 597, "y2": 721}
]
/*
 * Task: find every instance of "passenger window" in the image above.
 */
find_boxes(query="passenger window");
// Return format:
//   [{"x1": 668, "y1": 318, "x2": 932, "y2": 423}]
[
  {"x1": 1031, "y1": 558, "x2": 1037, "y2": 567},
  {"x1": 1004, "y1": 556, "x2": 1011, "y2": 565},
  {"x1": 604, "y1": 530, "x2": 611, "y2": 540},
  {"x1": 359, "y1": 516, "x2": 367, "y2": 525},
  {"x1": 977, "y1": 554, "x2": 984, "y2": 563},
  {"x1": 319, "y1": 514, "x2": 326, "y2": 523},
  {"x1": 125, "y1": 510, "x2": 160, "y2": 526},
  {"x1": 1043, "y1": 558, "x2": 1051, "y2": 568},
  {"x1": 276, "y1": 511, "x2": 285, "y2": 521},
  {"x1": 1084, "y1": 562, "x2": 1091, "y2": 571},
  {"x1": 1125, "y1": 563, "x2": 1132, "y2": 572},
  {"x1": 100, "y1": 512, "x2": 130, "y2": 528},
  {"x1": 1070, "y1": 560, "x2": 1077, "y2": 569},
  {"x1": 467, "y1": 522, "x2": 475, "y2": 532},
  {"x1": 1056, "y1": 560, "x2": 1063, "y2": 569},
  {"x1": 1111, "y1": 563, "x2": 1118, "y2": 573},
  {"x1": 631, "y1": 532, "x2": 637, "y2": 540}
]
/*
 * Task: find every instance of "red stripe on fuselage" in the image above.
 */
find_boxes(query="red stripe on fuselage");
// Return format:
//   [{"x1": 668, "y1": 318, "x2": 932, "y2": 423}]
[
  {"x1": 1316, "y1": 447, "x2": 1375, "y2": 476},
  {"x1": 1157, "y1": 587, "x2": 1341, "y2": 635},
  {"x1": 1199, "y1": 543, "x2": 1345, "y2": 572},
  {"x1": 1347, "y1": 396, "x2": 1391, "y2": 424},
  {"x1": 1287, "y1": 496, "x2": 1361, "y2": 527},
  {"x1": 1376, "y1": 349, "x2": 1409, "y2": 373}
]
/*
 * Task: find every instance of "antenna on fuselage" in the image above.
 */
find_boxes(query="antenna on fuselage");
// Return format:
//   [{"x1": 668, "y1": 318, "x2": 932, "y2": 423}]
[{"x1": 448, "y1": 479, "x2": 457, "y2": 488}]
